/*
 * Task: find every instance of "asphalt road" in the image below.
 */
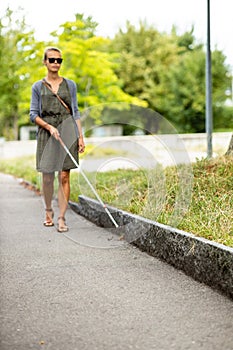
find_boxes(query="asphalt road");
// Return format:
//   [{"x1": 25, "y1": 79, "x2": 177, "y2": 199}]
[{"x1": 0, "y1": 173, "x2": 232, "y2": 350}]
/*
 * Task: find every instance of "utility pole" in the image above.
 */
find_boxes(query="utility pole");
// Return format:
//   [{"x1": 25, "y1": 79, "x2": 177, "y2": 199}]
[{"x1": 206, "y1": 0, "x2": 213, "y2": 158}]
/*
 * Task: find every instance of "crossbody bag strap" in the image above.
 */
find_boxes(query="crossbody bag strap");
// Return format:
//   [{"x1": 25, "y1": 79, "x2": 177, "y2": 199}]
[{"x1": 42, "y1": 79, "x2": 71, "y2": 114}]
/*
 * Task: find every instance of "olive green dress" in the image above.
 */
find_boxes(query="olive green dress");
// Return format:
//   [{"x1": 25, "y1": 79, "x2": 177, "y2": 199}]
[{"x1": 36, "y1": 79, "x2": 79, "y2": 173}]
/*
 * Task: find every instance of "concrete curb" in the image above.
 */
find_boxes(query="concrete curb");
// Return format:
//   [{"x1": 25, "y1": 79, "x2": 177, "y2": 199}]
[{"x1": 70, "y1": 195, "x2": 233, "y2": 300}]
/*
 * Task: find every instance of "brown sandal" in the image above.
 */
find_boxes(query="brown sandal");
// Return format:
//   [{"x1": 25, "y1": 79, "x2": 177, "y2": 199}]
[
  {"x1": 57, "y1": 216, "x2": 69, "y2": 232},
  {"x1": 43, "y1": 209, "x2": 54, "y2": 227}
]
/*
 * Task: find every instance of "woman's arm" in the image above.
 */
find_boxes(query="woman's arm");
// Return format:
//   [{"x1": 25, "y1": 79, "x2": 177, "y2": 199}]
[{"x1": 76, "y1": 119, "x2": 85, "y2": 153}]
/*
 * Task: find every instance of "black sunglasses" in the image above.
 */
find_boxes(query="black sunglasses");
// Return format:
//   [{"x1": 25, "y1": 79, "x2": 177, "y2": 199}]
[{"x1": 47, "y1": 57, "x2": 63, "y2": 64}]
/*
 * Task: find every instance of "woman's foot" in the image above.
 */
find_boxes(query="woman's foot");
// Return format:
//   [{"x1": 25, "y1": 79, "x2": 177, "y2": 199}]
[
  {"x1": 57, "y1": 216, "x2": 69, "y2": 232},
  {"x1": 43, "y1": 209, "x2": 54, "y2": 227}
]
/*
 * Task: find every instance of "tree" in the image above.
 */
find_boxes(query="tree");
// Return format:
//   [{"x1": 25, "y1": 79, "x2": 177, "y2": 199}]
[
  {"x1": 49, "y1": 14, "x2": 146, "y2": 122},
  {"x1": 0, "y1": 8, "x2": 25, "y2": 139},
  {"x1": 110, "y1": 22, "x2": 231, "y2": 133},
  {"x1": 0, "y1": 7, "x2": 43, "y2": 139}
]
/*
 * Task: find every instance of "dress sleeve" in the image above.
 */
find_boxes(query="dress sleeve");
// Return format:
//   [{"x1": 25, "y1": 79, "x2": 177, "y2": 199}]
[
  {"x1": 70, "y1": 80, "x2": 81, "y2": 120},
  {"x1": 29, "y1": 82, "x2": 41, "y2": 123}
]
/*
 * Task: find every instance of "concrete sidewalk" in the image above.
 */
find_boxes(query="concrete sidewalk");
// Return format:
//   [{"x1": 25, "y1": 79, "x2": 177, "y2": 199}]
[{"x1": 0, "y1": 173, "x2": 232, "y2": 350}]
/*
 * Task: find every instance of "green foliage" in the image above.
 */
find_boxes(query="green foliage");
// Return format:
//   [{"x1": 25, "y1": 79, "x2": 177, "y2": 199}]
[
  {"x1": 49, "y1": 14, "x2": 146, "y2": 117},
  {"x1": 163, "y1": 48, "x2": 231, "y2": 133},
  {"x1": 214, "y1": 106, "x2": 233, "y2": 130},
  {"x1": 0, "y1": 8, "x2": 47, "y2": 138},
  {"x1": 163, "y1": 49, "x2": 206, "y2": 132},
  {"x1": 0, "y1": 155, "x2": 38, "y2": 185},
  {"x1": 110, "y1": 22, "x2": 180, "y2": 107},
  {"x1": 0, "y1": 8, "x2": 26, "y2": 139},
  {"x1": 111, "y1": 22, "x2": 232, "y2": 133}
]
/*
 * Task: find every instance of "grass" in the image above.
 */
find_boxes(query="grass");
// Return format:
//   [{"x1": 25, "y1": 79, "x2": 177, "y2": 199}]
[
  {"x1": 179, "y1": 156, "x2": 233, "y2": 246},
  {"x1": 0, "y1": 152, "x2": 232, "y2": 247}
]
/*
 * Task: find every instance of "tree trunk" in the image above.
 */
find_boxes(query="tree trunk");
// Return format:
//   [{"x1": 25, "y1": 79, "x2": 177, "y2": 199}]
[
  {"x1": 225, "y1": 134, "x2": 233, "y2": 155},
  {"x1": 13, "y1": 114, "x2": 18, "y2": 140}
]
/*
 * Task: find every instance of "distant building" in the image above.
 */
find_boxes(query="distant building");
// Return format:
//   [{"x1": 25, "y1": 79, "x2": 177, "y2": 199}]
[
  {"x1": 91, "y1": 125, "x2": 123, "y2": 137},
  {"x1": 20, "y1": 126, "x2": 37, "y2": 140}
]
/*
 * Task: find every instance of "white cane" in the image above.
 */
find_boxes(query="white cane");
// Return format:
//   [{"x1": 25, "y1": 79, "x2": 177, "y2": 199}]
[{"x1": 58, "y1": 136, "x2": 119, "y2": 228}]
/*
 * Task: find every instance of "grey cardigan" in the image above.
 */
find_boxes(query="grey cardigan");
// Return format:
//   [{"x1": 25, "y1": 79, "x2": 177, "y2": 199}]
[{"x1": 29, "y1": 78, "x2": 81, "y2": 123}]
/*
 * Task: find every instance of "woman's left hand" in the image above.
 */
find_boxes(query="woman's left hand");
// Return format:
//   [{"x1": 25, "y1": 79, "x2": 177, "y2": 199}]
[{"x1": 78, "y1": 137, "x2": 85, "y2": 153}]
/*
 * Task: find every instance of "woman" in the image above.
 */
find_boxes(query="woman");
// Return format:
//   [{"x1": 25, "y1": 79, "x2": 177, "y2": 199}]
[{"x1": 30, "y1": 47, "x2": 85, "y2": 232}]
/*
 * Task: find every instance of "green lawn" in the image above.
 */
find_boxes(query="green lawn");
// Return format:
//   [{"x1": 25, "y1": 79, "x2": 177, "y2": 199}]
[{"x1": 0, "y1": 153, "x2": 232, "y2": 247}]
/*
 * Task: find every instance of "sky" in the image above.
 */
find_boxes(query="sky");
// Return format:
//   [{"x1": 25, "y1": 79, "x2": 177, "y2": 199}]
[{"x1": 1, "y1": 0, "x2": 233, "y2": 66}]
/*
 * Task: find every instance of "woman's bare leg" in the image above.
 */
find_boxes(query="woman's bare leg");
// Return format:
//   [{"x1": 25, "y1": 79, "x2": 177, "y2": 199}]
[
  {"x1": 42, "y1": 172, "x2": 55, "y2": 225},
  {"x1": 57, "y1": 170, "x2": 70, "y2": 231}
]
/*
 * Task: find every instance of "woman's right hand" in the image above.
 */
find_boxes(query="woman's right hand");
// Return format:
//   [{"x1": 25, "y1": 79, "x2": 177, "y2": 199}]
[
  {"x1": 48, "y1": 125, "x2": 60, "y2": 140},
  {"x1": 35, "y1": 117, "x2": 60, "y2": 140}
]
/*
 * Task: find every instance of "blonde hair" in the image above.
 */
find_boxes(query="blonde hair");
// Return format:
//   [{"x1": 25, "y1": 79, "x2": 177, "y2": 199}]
[{"x1": 43, "y1": 47, "x2": 62, "y2": 60}]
